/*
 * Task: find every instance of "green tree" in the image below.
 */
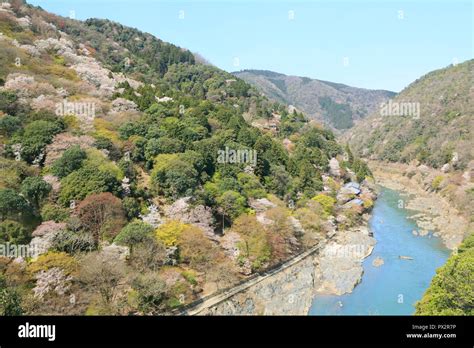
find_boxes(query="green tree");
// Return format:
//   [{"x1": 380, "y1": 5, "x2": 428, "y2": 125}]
[
  {"x1": 0, "y1": 158, "x2": 34, "y2": 190},
  {"x1": 237, "y1": 172, "x2": 266, "y2": 199},
  {"x1": 265, "y1": 165, "x2": 291, "y2": 198},
  {"x1": 352, "y1": 159, "x2": 372, "y2": 182},
  {"x1": 151, "y1": 154, "x2": 198, "y2": 199},
  {"x1": 0, "y1": 115, "x2": 21, "y2": 136},
  {"x1": 58, "y1": 166, "x2": 120, "y2": 206},
  {"x1": 20, "y1": 177, "x2": 51, "y2": 209},
  {"x1": 217, "y1": 190, "x2": 246, "y2": 222},
  {"x1": 0, "y1": 219, "x2": 29, "y2": 244},
  {"x1": 15, "y1": 120, "x2": 64, "y2": 163},
  {"x1": 298, "y1": 161, "x2": 323, "y2": 196},
  {"x1": 232, "y1": 214, "x2": 271, "y2": 272},
  {"x1": 51, "y1": 145, "x2": 87, "y2": 178},
  {"x1": 114, "y1": 221, "x2": 154, "y2": 248},
  {"x1": 0, "y1": 188, "x2": 28, "y2": 221},
  {"x1": 122, "y1": 197, "x2": 140, "y2": 220},
  {"x1": 415, "y1": 235, "x2": 474, "y2": 315},
  {"x1": 0, "y1": 91, "x2": 20, "y2": 116},
  {"x1": 145, "y1": 137, "x2": 185, "y2": 161},
  {"x1": 0, "y1": 276, "x2": 23, "y2": 316}
]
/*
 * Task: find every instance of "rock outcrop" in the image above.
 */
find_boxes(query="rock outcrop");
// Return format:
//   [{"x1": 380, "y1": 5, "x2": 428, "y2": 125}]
[
  {"x1": 198, "y1": 251, "x2": 317, "y2": 315},
  {"x1": 314, "y1": 226, "x2": 375, "y2": 295}
]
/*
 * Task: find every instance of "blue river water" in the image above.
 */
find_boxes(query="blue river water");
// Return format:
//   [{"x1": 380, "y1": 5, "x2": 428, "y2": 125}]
[{"x1": 309, "y1": 187, "x2": 450, "y2": 315}]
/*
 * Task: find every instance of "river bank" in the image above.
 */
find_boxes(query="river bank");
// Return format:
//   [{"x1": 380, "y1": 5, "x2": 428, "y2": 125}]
[
  {"x1": 193, "y1": 219, "x2": 375, "y2": 315},
  {"x1": 309, "y1": 187, "x2": 450, "y2": 315},
  {"x1": 368, "y1": 161, "x2": 469, "y2": 250}
]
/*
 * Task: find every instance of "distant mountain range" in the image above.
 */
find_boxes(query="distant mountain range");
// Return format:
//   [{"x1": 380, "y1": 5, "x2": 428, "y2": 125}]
[{"x1": 233, "y1": 69, "x2": 396, "y2": 130}]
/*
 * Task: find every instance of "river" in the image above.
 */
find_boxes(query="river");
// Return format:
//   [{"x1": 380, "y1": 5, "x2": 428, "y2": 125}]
[{"x1": 309, "y1": 187, "x2": 450, "y2": 315}]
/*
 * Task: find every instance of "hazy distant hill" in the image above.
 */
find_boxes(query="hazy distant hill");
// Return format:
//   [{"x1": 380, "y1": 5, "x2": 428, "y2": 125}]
[{"x1": 233, "y1": 69, "x2": 395, "y2": 130}]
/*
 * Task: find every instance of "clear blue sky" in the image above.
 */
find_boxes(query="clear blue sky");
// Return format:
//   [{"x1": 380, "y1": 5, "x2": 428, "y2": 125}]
[{"x1": 28, "y1": 0, "x2": 473, "y2": 92}]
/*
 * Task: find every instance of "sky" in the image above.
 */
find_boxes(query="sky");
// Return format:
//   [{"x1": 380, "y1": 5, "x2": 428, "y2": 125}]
[{"x1": 27, "y1": 0, "x2": 473, "y2": 92}]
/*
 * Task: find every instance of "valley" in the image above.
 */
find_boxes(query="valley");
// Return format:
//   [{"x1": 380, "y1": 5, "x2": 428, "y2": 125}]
[
  {"x1": 234, "y1": 69, "x2": 396, "y2": 131},
  {"x1": 0, "y1": 0, "x2": 471, "y2": 318}
]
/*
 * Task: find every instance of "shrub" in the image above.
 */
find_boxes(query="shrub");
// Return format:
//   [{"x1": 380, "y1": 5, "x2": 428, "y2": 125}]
[
  {"x1": 51, "y1": 230, "x2": 96, "y2": 254},
  {"x1": 131, "y1": 272, "x2": 167, "y2": 314},
  {"x1": 363, "y1": 198, "x2": 374, "y2": 209},
  {"x1": 28, "y1": 251, "x2": 77, "y2": 276},
  {"x1": 431, "y1": 175, "x2": 444, "y2": 191},
  {"x1": 155, "y1": 220, "x2": 188, "y2": 247},
  {"x1": 40, "y1": 203, "x2": 70, "y2": 222},
  {"x1": 181, "y1": 270, "x2": 198, "y2": 285},
  {"x1": 312, "y1": 194, "x2": 336, "y2": 217},
  {"x1": 0, "y1": 276, "x2": 23, "y2": 315}
]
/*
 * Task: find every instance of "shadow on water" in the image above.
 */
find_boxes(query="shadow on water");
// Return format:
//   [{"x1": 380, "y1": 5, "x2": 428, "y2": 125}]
[{"x1": 309, "y1": 187, "x2": 450, "y2": 315}]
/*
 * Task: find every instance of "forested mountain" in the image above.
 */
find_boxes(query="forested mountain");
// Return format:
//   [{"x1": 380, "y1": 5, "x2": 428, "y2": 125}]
[
  {"x1": 0, "y1": 0, "x2": 373, "y2": 315},
  {"x1": 347, "y1": 60, "x2": 474, "y2": 170},
  {"x1": 233, "y1": 69, "x2": 395, "y2": 130}
]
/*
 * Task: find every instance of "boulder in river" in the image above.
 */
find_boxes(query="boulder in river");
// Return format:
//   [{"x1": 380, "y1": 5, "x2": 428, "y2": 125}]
[
  {"x1": 399, "y1": 255, "x2": 413, "y2": 260},
  {"x1": 372, "y1": 257, "x2": 384, "y2": 267}
]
